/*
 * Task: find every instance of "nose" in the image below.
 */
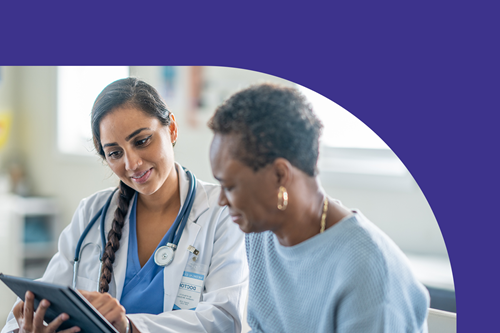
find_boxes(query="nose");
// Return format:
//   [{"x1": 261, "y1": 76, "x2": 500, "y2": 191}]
[
  {"x1": 124, "y1": 151, "x2": 142, "y2": 171},
  {"x1": 218, "y1": 188, "x2": 229, "y2": 207}
]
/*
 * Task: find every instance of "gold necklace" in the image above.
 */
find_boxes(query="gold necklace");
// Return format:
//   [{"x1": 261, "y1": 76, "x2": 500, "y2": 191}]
[{"x1": 319, "y1": 196, "x2": 328, "y2": 233}]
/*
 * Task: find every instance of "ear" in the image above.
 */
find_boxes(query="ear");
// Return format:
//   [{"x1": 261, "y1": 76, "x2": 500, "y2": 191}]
[
  {"x1": 169, "y1": 114, "x2": 179, "y2": 144},
  {"x1": 272, "y1": 158, "x2": 293, "y2": 188}
]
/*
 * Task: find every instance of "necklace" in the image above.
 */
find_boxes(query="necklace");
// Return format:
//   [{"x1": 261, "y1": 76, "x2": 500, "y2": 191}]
[{"x1": 319, "y1": 196, "x2": 329, "y2": 233}]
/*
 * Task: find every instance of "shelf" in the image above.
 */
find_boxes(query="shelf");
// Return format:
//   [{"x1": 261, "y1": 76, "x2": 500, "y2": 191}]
[
  {"x1": 11, "y1": 196, "x2": 59, "y2": 216},
  {"x1": 0, "y1": 194, "x2": 59, "y2": 280}
]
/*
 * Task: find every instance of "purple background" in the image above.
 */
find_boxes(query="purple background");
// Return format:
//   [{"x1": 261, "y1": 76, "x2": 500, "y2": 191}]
[{"x1": 2, "y1": 1, "x2": 499, "y2": 330}]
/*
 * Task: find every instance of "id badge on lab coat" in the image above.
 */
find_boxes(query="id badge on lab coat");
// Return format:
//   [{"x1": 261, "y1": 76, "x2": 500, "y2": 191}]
[{"x1": 173, "y1": 253, "x2": 207, "y2": 310}]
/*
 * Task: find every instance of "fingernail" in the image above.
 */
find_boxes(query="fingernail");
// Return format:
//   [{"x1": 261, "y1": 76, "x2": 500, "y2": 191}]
[
  {"x1": 61, "y1": 313, "x2": 69, "y2": 320},
  {"x1": 74, "y1": 327, "x2": 81, "y2": 332}
]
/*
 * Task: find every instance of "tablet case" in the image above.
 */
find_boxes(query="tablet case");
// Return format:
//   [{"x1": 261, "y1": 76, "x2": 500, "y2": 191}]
[{"x1": 0, "y1": 273, "x2": 119, "y2": 333}]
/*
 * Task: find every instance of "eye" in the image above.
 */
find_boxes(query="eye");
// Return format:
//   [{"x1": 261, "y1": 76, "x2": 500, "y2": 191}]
[
  {"x1": 136, "y1": 135, "x2": 152, "y2": 147},
  {"x1": 222, "y1": 185, "x2": 234, "y2": 192},
  {"x1": 107, "y1": 150, "x2": 123, "y2": 159}
]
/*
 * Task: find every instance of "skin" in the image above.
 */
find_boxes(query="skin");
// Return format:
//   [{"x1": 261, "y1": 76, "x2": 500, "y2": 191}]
[
  {"x1": 13, "y1": 106, "x2": 180, "y2": 333},
  {"x1": 13, "y1": 292, "x2": 79, "y2": 333},
  {"x1": 78, "y1": 291, "x2": 134, "y2": 333},
  {"x1": 100, "y1": 105, "x2": 180, "y2": 267},
  {"x1": 209, "y1": 133, "x2": 351, "y2": 246}
]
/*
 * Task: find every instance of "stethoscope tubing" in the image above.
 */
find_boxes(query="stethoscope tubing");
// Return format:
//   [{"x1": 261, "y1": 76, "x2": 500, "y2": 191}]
[
  {"x1": 170, "y1": 170, "x2": 197, "y2": 246},
  {"x1": 73, "y1": 187, "x2": 117, "y2": 290},
  {"x1": 74, "y1": 188, "x2": 118, "y2": 263},
  {"x1": 72, "y1": 169, "x2": 196, "y2": 290}
]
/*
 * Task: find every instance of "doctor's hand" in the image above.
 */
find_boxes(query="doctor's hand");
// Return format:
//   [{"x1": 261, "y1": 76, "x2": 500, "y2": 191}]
[
  {"x1": 79, "y1": 290, "x2": 134, "y2": 333},
  {"x1": 13, "y1": 291, "x2": 81, "y2": 333}
]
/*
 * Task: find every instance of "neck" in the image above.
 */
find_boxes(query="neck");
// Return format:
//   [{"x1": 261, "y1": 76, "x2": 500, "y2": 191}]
[{"x1": 273, "y1": 179, "x2": 326, "y2": 247}]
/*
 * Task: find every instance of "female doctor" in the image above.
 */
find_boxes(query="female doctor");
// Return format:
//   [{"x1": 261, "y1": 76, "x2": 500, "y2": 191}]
[{"x1": 2, "y1": 78, "x2": 248, "y2": 333}]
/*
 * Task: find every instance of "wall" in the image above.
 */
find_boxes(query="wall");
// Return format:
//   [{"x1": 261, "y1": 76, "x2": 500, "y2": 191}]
[
  {"x1": 15, "y1": 67, "x2": 119, "y2": 233},
  {"x1": 0, "y1": 67, "x2": 20, "y2": 323},
  {"x1": 6, "y1": 65, "x2": 450, "y2": 257},
  {"x1": 0, "y1": 67, "x2": 18, "y2": 180}
]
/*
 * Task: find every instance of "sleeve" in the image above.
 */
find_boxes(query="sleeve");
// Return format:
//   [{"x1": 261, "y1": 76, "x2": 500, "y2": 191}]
[
  {"x1": 127, "y1": 207, "x2": 249, "y2": 333},
  {"x1": 334, "y1": 247, "x2": 429, "y2": 333},
  {"x1": 1, "y1": 199, "x2": 91, "y2": 333}
]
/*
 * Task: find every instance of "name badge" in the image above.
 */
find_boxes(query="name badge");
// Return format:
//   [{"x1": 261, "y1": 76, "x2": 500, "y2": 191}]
[{"x1": 173, "y1": 253, "x2": 207, "y2": 310}]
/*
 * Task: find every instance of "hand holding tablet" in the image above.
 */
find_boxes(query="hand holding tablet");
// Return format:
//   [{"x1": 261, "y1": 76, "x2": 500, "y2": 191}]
[
  {"x1": 0, "y1": 273, "x2": 119, "y2": 333},
  {"x1": 13, "y1": 290, "x2": 80, "y2": 333}
]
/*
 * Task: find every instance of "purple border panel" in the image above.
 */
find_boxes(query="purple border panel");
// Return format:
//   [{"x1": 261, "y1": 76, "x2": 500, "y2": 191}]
[{"x1": 1, "y1": 1, "x2": 499, "y2": 331}]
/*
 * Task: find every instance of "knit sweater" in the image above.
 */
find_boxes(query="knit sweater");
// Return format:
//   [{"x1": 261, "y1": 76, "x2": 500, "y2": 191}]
[{"x1": 245, "y1": 211, "x2": 430, "y2": 333}]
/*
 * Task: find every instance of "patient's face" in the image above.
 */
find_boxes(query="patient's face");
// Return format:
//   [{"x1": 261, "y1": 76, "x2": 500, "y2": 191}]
[{"x1": 210, "y1": 133, "x2": 281, "y2": 233}]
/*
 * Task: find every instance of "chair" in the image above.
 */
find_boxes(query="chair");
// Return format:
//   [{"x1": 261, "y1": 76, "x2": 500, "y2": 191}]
[{"x1": 427, "y1": 307, "x2": 456, "y2": 333}]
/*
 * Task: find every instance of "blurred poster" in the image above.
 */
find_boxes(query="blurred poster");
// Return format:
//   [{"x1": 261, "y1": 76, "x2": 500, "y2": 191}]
[
  {"x1": 0, "y1": 111, "x2": 12, "y2": 150},
  {"x1": 162, "y1": 66, "x2": 176, "y2": 99},
  {"x1": 187, "y1": 66, "x2": 204, "y2": 128}
]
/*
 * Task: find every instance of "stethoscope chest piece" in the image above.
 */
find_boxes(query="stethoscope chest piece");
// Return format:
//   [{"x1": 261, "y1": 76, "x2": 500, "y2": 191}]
[{"x1": 154, "y1": 243, "x2": 177, "y2": 266}]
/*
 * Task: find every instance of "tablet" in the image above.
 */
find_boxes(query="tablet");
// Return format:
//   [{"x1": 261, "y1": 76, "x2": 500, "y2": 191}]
[{"x1": 0, "y1": 273, "x2": 119, "y2": 333}]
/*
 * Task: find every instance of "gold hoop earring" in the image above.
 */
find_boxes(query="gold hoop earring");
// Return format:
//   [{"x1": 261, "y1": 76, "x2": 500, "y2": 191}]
[{"x1": 277, "y1": 186, "x2": 288, "y2": 211}]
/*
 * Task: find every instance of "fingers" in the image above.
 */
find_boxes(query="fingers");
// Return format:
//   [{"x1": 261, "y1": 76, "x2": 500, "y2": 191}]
[
  {"x1": 101, "y1": 303, "x2": 126, "y2": 325},
  {"x1": 13, "y1": 292, "x2": 81, "y2": 333},
  {"x1": 13, "y1": 300, "x2": 24, "y2": 321},
  {"x1": 105, "y1": 308, "x2": 128, "y2": 333},
  {"x1": 84, "y1": 292, "x2": 127, "y2": 332},
  {"x1": 78, "y1": 290, "x2": 98, "y2": 302},
  {"x1": 58, "y1": 327, "x2": 82, "y2": 333},
  {"x1": 46, "y1": 313, "x2": 81, "y2": 333},
  {"x1": 22, "y1": 291, "x2": 34, "y2": 332},
  {"x1": 33, "y1": 299, "x2": 50, "y2": 331},
  {"x1": 87, "y1": 292, "x2": 114, "y2": 310},
  {"x1": 94, "y1": 294, "x2": 121, "y2": 317}
]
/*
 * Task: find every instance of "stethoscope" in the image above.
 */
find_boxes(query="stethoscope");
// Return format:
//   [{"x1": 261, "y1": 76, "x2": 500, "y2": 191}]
[{"x1": 72, "y1": 169, "x2": 197, "y2": 290}]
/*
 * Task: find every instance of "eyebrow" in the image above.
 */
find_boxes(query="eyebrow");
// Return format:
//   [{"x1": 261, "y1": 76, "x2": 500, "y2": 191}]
[{"x1": 102, "y1": 127, "x2": 150, "y2": 149}]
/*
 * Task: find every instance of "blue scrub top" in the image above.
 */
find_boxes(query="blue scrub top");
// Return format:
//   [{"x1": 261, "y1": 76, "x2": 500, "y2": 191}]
[{"x1": 120, "y1": 194, "x2": 177, "y2": 314}]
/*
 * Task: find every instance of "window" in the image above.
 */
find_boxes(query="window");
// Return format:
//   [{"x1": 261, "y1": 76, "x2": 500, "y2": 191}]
[
  {"x1": 297, "y1": 85, "x2": 411, "y2": 190},
  {"x1": 57, "y1": 66, "x2": 130, "y2": 156},
  {"x1": 297, "y1": 85, "x2": 389, "y2": 150}
]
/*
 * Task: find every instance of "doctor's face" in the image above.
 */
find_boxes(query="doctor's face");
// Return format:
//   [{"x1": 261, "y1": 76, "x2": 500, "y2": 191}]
[
  {"x1": 210, "y1": 134, "x2": 281, "y2": 234},
  {"x1": 99, "y1": 106, "x2": 178, "y2": 197}
]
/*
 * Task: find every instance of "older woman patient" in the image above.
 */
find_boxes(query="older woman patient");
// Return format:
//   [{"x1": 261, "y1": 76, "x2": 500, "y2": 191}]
[{"x1": 208, "y1": 83, "x2": 430, "y2": 333}]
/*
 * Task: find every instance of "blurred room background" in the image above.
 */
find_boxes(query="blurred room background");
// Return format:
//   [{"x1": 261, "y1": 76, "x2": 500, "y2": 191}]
[{"x1": 0, "y1": 66, "x2": 455, "y2": 325}]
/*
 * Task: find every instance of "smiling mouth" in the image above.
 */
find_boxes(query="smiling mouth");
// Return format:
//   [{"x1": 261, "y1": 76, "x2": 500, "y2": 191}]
[
  {"x1": 231, "y1": 214, "x2": 242, "y2": 223},
  {"x1": 132, "y1": 169, "x2": 148, "y2": 179},
  {"x1": 131, "y1": 168, "x2": 152, "y2": 183}
]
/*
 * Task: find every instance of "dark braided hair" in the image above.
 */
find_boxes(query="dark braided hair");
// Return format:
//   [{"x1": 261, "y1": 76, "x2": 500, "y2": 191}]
[
  {"x1": 99, "y1": 181, "x2": 135, "y2": 292},
  {"x1": 208, "y1": 83, "x2": 323, "y2": 176},
  {"x1": 91, "y1": 77, "x2": 172, "y2": 293}
]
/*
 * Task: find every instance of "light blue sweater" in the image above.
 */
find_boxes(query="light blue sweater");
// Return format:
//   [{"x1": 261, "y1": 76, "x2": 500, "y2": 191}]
[{"x1": 245, "y1": 211, "x2": 430, "y2": 333}]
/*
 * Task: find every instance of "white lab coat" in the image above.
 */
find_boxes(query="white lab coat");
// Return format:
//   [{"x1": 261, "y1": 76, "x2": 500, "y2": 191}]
[{"x1": 2, "y1": 165, "x2": 249, "y2": 333}]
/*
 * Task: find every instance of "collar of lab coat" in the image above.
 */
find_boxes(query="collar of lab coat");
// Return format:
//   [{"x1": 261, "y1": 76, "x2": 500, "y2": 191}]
[
  {"x1": 97, "y1": 162, "x2": 210, "y2": 299},
  {"x1": 176, "y1": 162, "x2": 210, "y2": 222}
]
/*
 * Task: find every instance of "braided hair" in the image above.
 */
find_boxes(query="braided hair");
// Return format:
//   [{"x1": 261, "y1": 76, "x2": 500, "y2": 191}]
[
  {"x1": 99, "y1": 181, "x2": 135, "y2": 292},
  {"x1": 91, "y1": 77, "x2": 172, "y2": 293}
]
